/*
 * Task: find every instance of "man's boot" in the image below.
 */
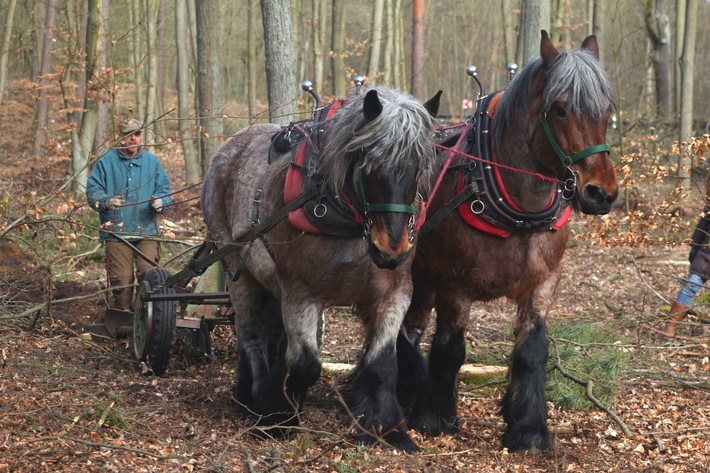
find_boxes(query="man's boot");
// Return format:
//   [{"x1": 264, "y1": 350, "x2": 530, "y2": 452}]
[{"x1": 662, "y1": 301, "x2": 689, "y2": 337}]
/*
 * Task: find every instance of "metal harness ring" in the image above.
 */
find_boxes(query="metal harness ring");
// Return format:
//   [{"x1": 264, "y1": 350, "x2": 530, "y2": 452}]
[{"x1": 313, "y1": 203, "x2": 328, "y2": 218}]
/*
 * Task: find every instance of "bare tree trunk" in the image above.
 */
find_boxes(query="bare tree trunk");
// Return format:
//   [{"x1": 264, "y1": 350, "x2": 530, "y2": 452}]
[
  {"x1": 196, "y1": 0, "x2": 224, "y2": 174},
  {"x1": 31, "y1": 0, "x2": 47, "y2": 81},
  {"x1": 674, "y1": 0, "x2": 686, "y2": 116},
  {"x1": 331, "y1": 0, "x2": 346, "y2": 96},
  {"x1": 521, "y1": 0, "x2": 550, "y2": 66},
  {"x1": 157, "y1": 0, "x2": 166, "y2": 100},
  {"x1": 501, "y1": 0, "x2": 515, "y2": 64},
  {"x1": 679, "y1": 0, "x2": 698, "y2": 185},
  {"x1": 515, "y1": 4, "x2": 524, "y2": 66},
  {"x1": 291, "y1": 0, "x2": 305, "y2": 87},
  {"x1": 642, "y1": 39, "x2": 655, "y2": 116},
  {"x1": 394, "y1": 0, "x2": 405, "y2": 90},
  {"x1": 175, "y1": 0, "x2": 199, "y2": 184},
  {"x1": 382, "y1": 0, "x2": 394, "y2": 86},
  {"x1": 367, "y1": 0, "x2": 385, "y2": 86},
  {"x1": 130, "y1": 0, "x2": 144, "y2": 118},
  {"x1": 312, "y1": 0, "x2": 326, "y2": 91},
  {"x1": 248, "y1": 0, "x2": 258, "y2": 118},
  {"x1": 0, "y1": 0, "x2": 17, "y2": 105},
  {"x1": 260, "y1": 0, "x2": 297, "y2": 124},
  {"x1": 33, "y1": 0, "x2": 58, "y2": 158},
  {"x1": 60, "y1": 0, "x2": 88, "y2": 164},
  {"x1": 411, "y1": 0, "x2": 425, "y2": 98},
  {"x1": 72, "y1": 0, "x2": 103, "y2": 195},
  {"x1": 144, "y1": 0, "x2": 160, "y2": 143},
  {"x1": 591, "y1": 0, "x2": 604, "y2": 62},
  {"x1": 645, "y1": 0, "x2": 672, "y2": 119},
  {"x1": 93, "y1": 0, "x2": 112, "y2": 155},
  {"x1": 551, "y1": 0, "x2": 568, "y2": 49}
]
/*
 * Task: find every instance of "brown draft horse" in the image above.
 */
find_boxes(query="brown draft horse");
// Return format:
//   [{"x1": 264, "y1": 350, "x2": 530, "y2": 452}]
[
  {"x1": 201, "y1": 87, "x2": 436, "y2": 451},
  {"x1": 397, "y1": 31, "x2": 619, "y2": 451}
]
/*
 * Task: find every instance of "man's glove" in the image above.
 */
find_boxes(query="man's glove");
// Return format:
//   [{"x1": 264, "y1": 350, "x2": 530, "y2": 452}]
[
  {"x1": 105, "y1": 196, "x2": 123, "y2": 210},
  {"x1": 151, "y1": 197, "x2": 164, "y2": 212}
]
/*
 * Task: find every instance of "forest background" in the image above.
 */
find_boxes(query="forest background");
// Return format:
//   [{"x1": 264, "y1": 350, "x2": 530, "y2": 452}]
[
  {"x1": 1, "y1": 0, "x2": 710, "y2": 196},
  {"x1": 0, "y1": 1, "x2": 709, "y2": 471}
]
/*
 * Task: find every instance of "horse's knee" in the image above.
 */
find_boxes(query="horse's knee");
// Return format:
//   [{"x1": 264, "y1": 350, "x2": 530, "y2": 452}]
[{"x1": 511, "y1": 321, "x2": 549, "y2": 371}]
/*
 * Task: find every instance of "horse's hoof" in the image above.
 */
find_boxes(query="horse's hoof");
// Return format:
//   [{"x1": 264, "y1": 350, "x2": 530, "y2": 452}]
[
  {"x1": 357, "y1": 430, "x2": 419, "y2": 453},
  {"x1": 409, "y1": 412, "x2": 460, "y2": 436},
  {"x1": 255, "y1": 410, "x2": 299, "y2": 428},
  {"x1": 502, "y1": 425, "x2": 551, "y2": 452}
]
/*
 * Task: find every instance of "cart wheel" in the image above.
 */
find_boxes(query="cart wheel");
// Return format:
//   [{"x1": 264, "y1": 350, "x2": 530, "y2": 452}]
[
  {"x1": 133, "y1": 268, "x2": 176, "y2": 375},
  {"x1": 188, "y1": 320, "x2": 212, "y2": 365}
]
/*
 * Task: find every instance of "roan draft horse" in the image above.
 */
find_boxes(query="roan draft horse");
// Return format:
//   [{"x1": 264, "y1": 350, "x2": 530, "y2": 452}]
[
  {"x1": 201, "y1": 87, "x2": 436, "y2": 452},
  {"x1": 397, "y1": 31, "x2": 619, "y2": 451}
]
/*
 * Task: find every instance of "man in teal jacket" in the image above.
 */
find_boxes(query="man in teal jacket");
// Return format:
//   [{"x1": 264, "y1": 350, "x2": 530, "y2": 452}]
[{"x1": 86, "y1": 117, "x2": 172, "y2": 312}]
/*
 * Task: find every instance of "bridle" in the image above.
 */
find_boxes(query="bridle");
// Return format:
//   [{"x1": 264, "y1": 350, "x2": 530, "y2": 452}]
[
  {"x1": 538, "y1": 110, "x2": 611, "y2": 199},
  {"x1": 356, "y1": 153, "x2": 418, "y2": 243}
]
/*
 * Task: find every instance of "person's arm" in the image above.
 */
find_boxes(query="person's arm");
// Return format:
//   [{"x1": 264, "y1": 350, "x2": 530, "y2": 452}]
[
  {"x1": 151, "y1": 160, "x2": 172, "y2": 214},
  {"x1": 86, "y1": 161, "x2": 113, "y2": 212}
]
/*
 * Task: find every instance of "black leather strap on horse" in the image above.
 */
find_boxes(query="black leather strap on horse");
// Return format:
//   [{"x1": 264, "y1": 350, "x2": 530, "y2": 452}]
[
  {"x1": 166, "y1": 187, "x2": 319, "y2": 288},
  {"x1": 418, "y1": 182, "x2": 476, "y2": 238}
]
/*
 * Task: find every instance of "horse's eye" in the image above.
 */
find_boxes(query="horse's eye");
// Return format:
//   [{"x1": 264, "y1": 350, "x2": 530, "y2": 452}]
[{"x1": 555, "y1": 107, "x2": 568, "y2": 118}]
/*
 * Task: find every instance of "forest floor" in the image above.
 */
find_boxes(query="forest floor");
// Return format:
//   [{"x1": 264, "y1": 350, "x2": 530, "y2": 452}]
[{"x1": 0, "y1": 81, "x2": 708, "y2": 472}]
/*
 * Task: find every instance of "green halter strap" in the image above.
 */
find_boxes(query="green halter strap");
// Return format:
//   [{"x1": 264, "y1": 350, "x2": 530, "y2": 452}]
[
  {"x1": 539, "y1": 112, "x2": 611, "y2": 166},
  {"x1": 357, "y1": 155, "x2": 416, "y2": 215}
]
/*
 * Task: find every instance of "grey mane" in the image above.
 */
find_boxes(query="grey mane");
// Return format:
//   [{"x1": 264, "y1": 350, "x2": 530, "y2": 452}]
[
  {"x1": 317, "y1": 87, "x2": 436, "y2": 196},
  {"x1": 493, "y1": 47, "x2": 615, "y2": 150}
]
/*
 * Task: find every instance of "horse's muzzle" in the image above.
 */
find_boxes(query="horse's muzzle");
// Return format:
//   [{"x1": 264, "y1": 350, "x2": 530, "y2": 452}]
[
  {"x1": 579, "y1": 184, "x2": 618, "y2": 215},
  {"x1": 369, "y1": 242, "x2": 412, "y2": 270}
]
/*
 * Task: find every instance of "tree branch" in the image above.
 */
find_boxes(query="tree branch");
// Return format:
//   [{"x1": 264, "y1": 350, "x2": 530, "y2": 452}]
[{"x1": 550, "y1": 338, "x2": 632, "y2": 436}]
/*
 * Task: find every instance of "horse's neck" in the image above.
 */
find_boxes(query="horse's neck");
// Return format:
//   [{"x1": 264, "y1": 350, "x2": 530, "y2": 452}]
[{"x1": 493, "y1": 117, "x2": 560, "y2": 213}]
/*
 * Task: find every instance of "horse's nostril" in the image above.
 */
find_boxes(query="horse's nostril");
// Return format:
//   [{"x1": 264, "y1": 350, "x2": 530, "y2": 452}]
[{"x1": 584, "y1": 184, "x2": 606, "y2": 204}]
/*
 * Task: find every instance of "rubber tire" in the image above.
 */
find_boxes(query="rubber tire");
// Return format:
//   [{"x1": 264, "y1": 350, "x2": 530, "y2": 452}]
[{"x1": 138, "y1": 268, "x2": 176, "y2": 376}]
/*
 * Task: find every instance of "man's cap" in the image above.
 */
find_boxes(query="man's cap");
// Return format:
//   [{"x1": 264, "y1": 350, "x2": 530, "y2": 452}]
[{"x1": 118, "y1": 117, "x2": 143, "y2": 134}]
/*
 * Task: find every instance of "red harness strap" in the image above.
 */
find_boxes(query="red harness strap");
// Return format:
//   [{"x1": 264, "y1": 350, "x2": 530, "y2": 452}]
[{"x1": 285, "y1": 143, "x2": 322, "y2": 234}]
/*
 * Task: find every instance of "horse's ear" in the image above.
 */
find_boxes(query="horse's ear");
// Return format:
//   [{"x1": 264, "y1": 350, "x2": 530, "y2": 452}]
[
  {"x1": 363, "y1": 90, "x2": 383, "y2": 122},
  {"x1": 424, "y1": 90, "x2": 443, "y2": 118},
  {"x1": 540, "y1": 30, "x2": 559, "y2": 65},
  {"x1": 581, "y1": 35, "x2": 600, "y2": 59}
]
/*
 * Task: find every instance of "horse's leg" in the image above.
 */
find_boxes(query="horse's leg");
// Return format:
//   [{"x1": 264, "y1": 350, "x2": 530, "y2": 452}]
[
  {"x1": 280, "y1": 295, "x2": 323, "y2": 410},
  {"x1": 408, "y1": 294, "x2": 470, "y2": 436},
  {"x1": 396, "y1": 284, "x2": 434, "y2": 409},
  {"x1": 230, "y1": 278, "x2": 293, "y2": 428},
  {"x1": 345, "y1": 291, "x2": 417, "y2": 452},
  {"x1": 500, "y1": 281, "x2": 557, "y2": 451}
]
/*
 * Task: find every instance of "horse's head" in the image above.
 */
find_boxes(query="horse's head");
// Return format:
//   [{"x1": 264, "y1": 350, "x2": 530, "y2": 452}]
[
  {"x1": 539, "y1": 31, "x2": 619, "y2": 214},
  {"x1": 495, "y1": 30, "x2": 619, "y2": 215},
  {"x1": 320, "y1": 88, "x2": 436, "y2": 269}
]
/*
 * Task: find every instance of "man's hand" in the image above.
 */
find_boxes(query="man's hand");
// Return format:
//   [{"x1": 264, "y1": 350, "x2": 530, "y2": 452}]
[
  {"x1": 105, "y1": 196, "x2": 124, "y2": 210},
  {"x1": 151, "y1": 197, "x2": 163, "y2": 212}
]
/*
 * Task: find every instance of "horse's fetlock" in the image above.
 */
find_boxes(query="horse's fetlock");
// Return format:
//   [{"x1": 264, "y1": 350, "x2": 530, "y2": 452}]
[{"x1": 288, "y1": 352, "x2": 321, "y2": 392}]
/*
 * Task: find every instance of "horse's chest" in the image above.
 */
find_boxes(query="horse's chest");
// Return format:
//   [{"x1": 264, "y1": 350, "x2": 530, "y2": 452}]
[{"x1": 420, "y1": 229, "x2": 565, "y2": 297}]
